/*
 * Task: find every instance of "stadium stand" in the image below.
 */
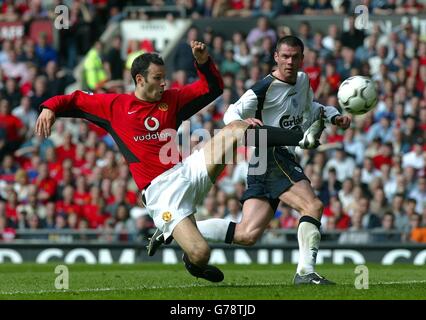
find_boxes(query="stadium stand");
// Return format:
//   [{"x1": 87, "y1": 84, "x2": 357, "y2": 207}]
[{"x1": 0, "y1": 0, "x2": 425, "y2": 246}]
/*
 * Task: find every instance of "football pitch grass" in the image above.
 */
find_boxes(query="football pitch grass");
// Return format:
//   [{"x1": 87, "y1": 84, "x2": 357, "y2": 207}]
[{"x1": 0, "y1": 263, "x2": 425, "y2": 300}]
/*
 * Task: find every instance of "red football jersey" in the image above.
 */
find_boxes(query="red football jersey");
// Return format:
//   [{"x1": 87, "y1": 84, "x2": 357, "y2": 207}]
[{"x1": 41, "y1": 58, "x2": 223, "y2": 190}]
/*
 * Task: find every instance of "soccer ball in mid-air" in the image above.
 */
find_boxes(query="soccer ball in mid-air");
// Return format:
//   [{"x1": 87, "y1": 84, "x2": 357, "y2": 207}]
[{"x1": 337, "y1": 76, "x2": 378, "y2": 115}]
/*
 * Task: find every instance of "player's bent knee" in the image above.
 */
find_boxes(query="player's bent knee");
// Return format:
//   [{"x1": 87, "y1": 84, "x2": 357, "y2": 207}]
[
  {"x1": 235, "y1": 230, "x2": 261, "y2": 246},
  {"x1": 302, "y1": 199, "x2": 324, "y2": 217}
]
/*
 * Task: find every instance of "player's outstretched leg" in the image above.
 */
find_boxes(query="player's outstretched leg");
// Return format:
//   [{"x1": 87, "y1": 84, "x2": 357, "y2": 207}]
[
  {"x1": 292, "y1": 217, "x2": 335, "y2": 285},
  {"x1": 173, "y1": 216, "x2": 224, "y2": 283},
  {"x1": 279, "y1": 180, "x2": 336, "y2": 285}
]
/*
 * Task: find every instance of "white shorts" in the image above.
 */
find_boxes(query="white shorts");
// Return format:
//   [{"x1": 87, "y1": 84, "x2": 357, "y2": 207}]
[{"x1": 143, "y1": 149, "x2": 213, "y2": 240}]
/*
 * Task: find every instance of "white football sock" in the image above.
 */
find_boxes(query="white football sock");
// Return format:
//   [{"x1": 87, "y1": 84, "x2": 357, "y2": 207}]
[
  {"x1": 197, "y1": 219, "x2": 232, "y2": 242},
  {"x1": 297, "y1": 220, "x2": 321, "y2": 275}
]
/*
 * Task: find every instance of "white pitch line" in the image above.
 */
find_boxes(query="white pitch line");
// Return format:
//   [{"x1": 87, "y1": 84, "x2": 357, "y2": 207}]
[
  {"x1": 0, "y1": 280, "x2": 425, "y2": 296},
  {"x1": 372, "y1": 280, "x2": 426, "y2": 285}
]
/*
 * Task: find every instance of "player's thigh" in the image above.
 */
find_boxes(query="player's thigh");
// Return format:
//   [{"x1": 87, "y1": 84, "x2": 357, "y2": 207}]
[
  {"x1": 278, "y1": 179, "x2": 323, "y2": 217},
  {"x1": 202, "y1": 121, "x2": 249, "y2": 182},
  {"x1": 234, "y1": 198, "x2": 274, "y2": 244},
  {"x1": 172, "y1": 215, "x2": 210, "y2": 262}
]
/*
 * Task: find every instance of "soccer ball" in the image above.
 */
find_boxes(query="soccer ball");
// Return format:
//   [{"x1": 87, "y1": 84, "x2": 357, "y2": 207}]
[{"x1": 337, "y1": 76, "x2": 378, "y2": 115}]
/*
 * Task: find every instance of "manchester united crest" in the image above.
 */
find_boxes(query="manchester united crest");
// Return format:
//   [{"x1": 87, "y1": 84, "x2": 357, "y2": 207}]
[
  {"x1": 162, "y1": 211, "x2": 172, "y2": 222},
  {"x1": 158, "y1": 103, "x2": 168, "y2": 112}
]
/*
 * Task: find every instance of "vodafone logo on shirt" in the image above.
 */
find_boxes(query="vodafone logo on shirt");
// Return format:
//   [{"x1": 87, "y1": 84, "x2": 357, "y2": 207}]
[
  {"x1": 144, "y1": 117, "x2": 160, "y2": 131},
  {"x1": 143, "y1": 117, "x2": 160, "y2": 131},
  {"x1": 133, "y1": 116, "x2": 171, "y2": 142}
]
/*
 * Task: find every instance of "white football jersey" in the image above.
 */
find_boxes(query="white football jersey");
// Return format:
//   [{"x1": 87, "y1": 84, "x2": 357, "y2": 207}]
[{"x1": 224, "y1": 71, "x2": 340, "y2": 155}]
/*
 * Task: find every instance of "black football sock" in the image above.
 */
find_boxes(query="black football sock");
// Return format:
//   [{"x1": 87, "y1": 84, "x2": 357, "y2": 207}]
[{"x1": 245, "y1": 125, "x2": 303, "y2": 148}]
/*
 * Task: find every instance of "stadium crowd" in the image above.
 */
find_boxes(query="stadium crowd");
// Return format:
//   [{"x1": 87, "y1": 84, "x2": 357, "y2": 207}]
[{"x1": 0, "y1": 0, "x2": 425, "y2": 244}]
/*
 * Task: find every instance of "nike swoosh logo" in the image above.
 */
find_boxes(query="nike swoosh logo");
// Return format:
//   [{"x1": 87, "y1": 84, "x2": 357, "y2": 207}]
[
  {"x1": 128, "y1": 110, "x2": 138, "y2": 115},
  {"x1": 312, "y1": 280, "x2": 321, "y2": 284}
]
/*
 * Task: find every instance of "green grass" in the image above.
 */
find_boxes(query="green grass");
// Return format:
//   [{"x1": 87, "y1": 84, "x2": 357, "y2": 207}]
[{"x1": 0, "y1": 263, "x2": 425, "y2": 300}]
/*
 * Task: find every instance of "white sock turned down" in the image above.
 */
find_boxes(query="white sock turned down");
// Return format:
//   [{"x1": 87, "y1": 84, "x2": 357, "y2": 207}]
[
  {"x1": 196, "y1": 219, "x2": 231, "y2": 242},
  {"x1": 296, "y1": 221, "x2": 321, "y2": 275}
]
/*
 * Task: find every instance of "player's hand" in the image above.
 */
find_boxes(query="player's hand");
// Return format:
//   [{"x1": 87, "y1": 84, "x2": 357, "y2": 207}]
[
  {"x1": 191, "y1": 41, "x2": 208, "y2": 65},
  {"x1": 334, "y1": 115, "x2": 351, "y2": 130},
  {"x1": 244, "y1": 118, "x2": 263, "y2": 127},
  {"x1": 35, "y1": 107, "x2": 56, "y2": 138}
]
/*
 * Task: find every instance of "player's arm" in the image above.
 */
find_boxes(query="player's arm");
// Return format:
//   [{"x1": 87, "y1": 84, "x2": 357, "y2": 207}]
[
  {"x1": 35, "y1": 90, "x2": 115, "y2": 138},
  {"x1": 175, "y1": 41, "x2": 224, "y2": 123},
  {"x1": 223, "y1": 89, "x2": 261, "y2": 125}
]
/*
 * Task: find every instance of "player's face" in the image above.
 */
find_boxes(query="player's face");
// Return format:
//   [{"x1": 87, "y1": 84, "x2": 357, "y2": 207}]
[
  {"x1": 274, "y1": 44, "x2": 303, "y2": 84},
  {"x1": 138, "y1": 63, "x2": 166, "y2": 102}
]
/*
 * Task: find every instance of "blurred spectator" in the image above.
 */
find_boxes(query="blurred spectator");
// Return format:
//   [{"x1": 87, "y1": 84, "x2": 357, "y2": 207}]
[
  {"x1": 83, "y1": 41, "x2": 107, "y2": 91},
  {"x1": 391, "y1": 193, "x2": 410, "y2": 232},
  {"x1": 30, "y1": 75, "x2": 50, "y2": 112},
  {"x1": 220, "y1": 49, "x2": 240, "y2": 75},
  {"x1": 277, "y1": 202, "x2": 297, "y2": 229},
  {"x1": 277, "y1": 0, "x2": 305, "y2": 15},
  {"x1": 1, "y1": 78, "x2": 21, "y2": 108},
  {"x1": 173, "y1": 26, "x2": 199, "y2": 82},
  {"x1": 304, "y1": 0, "x2": 334, "y2": 15},
  {"x1": 303, "y1": 49, "x2": 321, "y2": 93},
  {"x1": 323, "y1": 148, "x2": 356, "y2": 183},
  {"x1": 338, "y1": 178, "x2": 354, "y2": 212},
  {"x1": 372, "y1": 142, "x2": 393, "y2": 170},
  {"x1": 335, "y1": 46, "x2": 360, "y2": 80},
  {"x1": 0, "y1": 214, "x2": 15, "y2": 241},
  {"x1": 342, "y1": 128, "x2": 364, "y2": 165},
  {"x1": 133, "y1": 211, "x2": 154, "y2": 242},
  {"x1": 114, "y1": 203, "x2": 136, "y2": 242},
  {"x1": 322, "y1": 24, "x2": 339, "y2": 52},
  {"x1": 338, "y1": 210, "x2": 371, "y2": 244},
  {"x1": 373, "y1": 212, "x2": 401, "y2": 242},
  {"x1": 224, "y1": 197, "x2": 242, "y2": 223},
  {"x1": 370, "y1": 188, "x2": 391, "y2": 217},
  {"x1": 261, "y1": 219, "x2": 287, "y2": 244},
  {"x1": 1, "y1": 50, "x2": 30, "y2": 84},
  {"x1": 340, "y1": 15, "x2": 365, "y2": 50},
  {"x1": 408, "y1": 177, "x2": 426, "y2": 214},
  {"x1": 0, "y1": 99, "x2": 25, "y2": 152},
  {"x1": 395, "y1": 0, "x2": 424, "y2": 15},
  {"x1": 297, "y1": 21, "x2": 313, "y2": 49},
  {"x1": 34, "y1": 162, "x2": 57, "y2": 202},
  {"x1": 34, "y1": 32, "x2": 58, "y2": 67},
  {"x1": 310, "y1": 172, "x2": 330, "y2": 206},
  {"x1": 402, "y1": 138, "x2": 425, "y2": 170},
  {"x1": 12, "y1": 96, "x2": 37, "y2": 136},
  {"x1": 104, "y1": 36, "x2": 124, "y2": 81},
  {"x1": 358, "y1": 196, "x2": 382, "y2": 229},
  {"x1": 409, "y1": 214, "x2": 426, "y2": 243},
  {"x1": 45, "y1": 61, "x2": 69, "y2": 97},
  {"x1": 246, "y1": 16, "x2": 276, "y2": 51},
  {"x1": 330, "y1": 199, "x2": 351, "y2": 230},
  {"x1": 361, "y1": 157, "x2": 382, "y2": 185}
]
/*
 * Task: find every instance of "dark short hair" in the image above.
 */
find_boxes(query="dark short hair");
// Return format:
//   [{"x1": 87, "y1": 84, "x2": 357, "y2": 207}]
[
  {"x1": 275, "y1": 35, "x2": 305, "y2": 54},
  {"x1": 131, "y1": 53, "x2": 164, "y2": 85}
]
